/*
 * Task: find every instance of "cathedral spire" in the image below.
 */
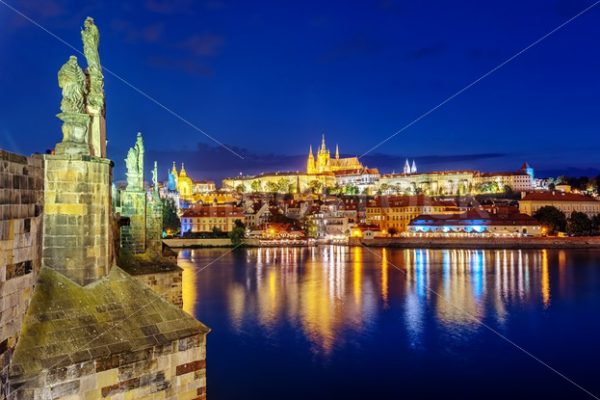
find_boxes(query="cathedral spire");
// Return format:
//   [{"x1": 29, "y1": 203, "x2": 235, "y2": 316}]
[
  {"x1": 411, "y1": 160, "x2": 417, "y2": 174},
  {"x1": 307, "y1": 145, "x2": 316, "y2": 174},
  {"x1": 335, "y1": 144, "x2": 339, "y2": 159},
  {"x1": 180, "y1": 162, "x2": 187, "y2": 177},
  {"x1": 403, "y1": 159, "x2": 410, "y2": 174},
  {"x1": 321, "y1": 133, "x2": 326, "y2": 152},
  {"x1": 171, "y1": 161, "x2": 178, "y2": 176}
]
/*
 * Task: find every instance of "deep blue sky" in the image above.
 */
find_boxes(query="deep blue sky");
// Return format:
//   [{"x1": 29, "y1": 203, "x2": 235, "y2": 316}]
[{"x1": 1, "y1": 0, "x2": 599, "y2": 182}]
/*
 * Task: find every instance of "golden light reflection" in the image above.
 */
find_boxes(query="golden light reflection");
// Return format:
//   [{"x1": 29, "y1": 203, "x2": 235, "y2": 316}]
[
  {"x1": 541, "y1": 249, "x2": 551, "y2": 308},
  {"x1": 178, "y1": 249, "x2": 197, "y2": 315},
  {"x1": 381, "y1": 248, "x2": 389, "y2": 305},
  {"x1": 180, "y1": 247, "x2": 559, "y2": 356},
  {"x1": 352, "y1": 246, "x2": 362, "y2": 306}
]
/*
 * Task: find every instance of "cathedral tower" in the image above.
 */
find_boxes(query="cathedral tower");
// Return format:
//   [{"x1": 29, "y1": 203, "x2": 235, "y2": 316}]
[{"x1": 307, "y1": 145, "x2": 316, "y2": 174}]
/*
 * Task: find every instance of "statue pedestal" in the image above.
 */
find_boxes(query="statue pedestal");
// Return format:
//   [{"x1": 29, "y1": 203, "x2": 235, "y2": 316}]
[
  {"x1": 55, "y1": 112, "x2": 91, "y2": 156},
  {"x1": 42, "y1": 154, "x2": 112, "y2": 285}
]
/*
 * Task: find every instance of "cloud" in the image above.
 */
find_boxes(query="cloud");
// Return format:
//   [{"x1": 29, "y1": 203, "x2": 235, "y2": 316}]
[
  {"x1": 147, "y1": 56, "x2": 214, "y2": 76},
  {"x1": 406, "y1": 43, "x2": 446, "y2": 60},
  {"x1": 361, "y1": 152, "x2": 506, "y2": 170},
  {"x1": 115, "y1": 141, "x2": 511, "y2": 184},
  {"x1": 179, "y1": 33, "x2": 225, "y2": 56},
  {"x1": 145, "y1": 0, "x2": 194, "y2": 14},
  {"x1": 110, "y1": 19, "x2": 164, "y2": 44},
  {"x1": 7, "y1": 0, "x2": 66, "y2": 29},
  {"x1": 320, "y1": 35, "x2": 382, "y2": 63}
]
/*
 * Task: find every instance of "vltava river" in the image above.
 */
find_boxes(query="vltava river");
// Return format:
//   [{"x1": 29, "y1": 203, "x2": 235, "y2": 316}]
[{"x1": 178, "y1": 247, "x2": 600, "y2": 400}]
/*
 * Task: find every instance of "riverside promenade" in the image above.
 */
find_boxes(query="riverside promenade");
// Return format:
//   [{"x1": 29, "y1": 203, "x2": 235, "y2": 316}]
[{"x1": 359, "y1": 236, "x2": 600, "y2": 249}]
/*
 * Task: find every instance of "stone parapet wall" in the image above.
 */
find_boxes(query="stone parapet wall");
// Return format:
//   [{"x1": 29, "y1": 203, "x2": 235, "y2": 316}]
[
  {"x1": 12, "y1": 334, "x2": 206, "y2": 400},
  {"x1": 132, "y1": 268, "x2": 183, "y2": 308},
  {"x1": 0, "y1": 150, "x2": 43, "y2": 399},
  {"x1": 145, "y1": 197, "x2": 163, "y2": 254},
  {"x1": 42, "y1": 155, "x2": 112, "y2": 285},
  {"x1": 120, "y1": 190, "x2": 147, "y2": 254}
]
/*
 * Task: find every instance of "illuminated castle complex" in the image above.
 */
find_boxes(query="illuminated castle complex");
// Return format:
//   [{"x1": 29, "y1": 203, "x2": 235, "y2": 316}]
[{"x1": 307, "y1": 135, "x2": 363, "y2": 174}]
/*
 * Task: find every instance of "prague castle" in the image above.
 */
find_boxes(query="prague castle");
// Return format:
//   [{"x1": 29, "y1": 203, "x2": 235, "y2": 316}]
[{"x1": 307, "y1": 135, "x2": 363, "y2": 174}]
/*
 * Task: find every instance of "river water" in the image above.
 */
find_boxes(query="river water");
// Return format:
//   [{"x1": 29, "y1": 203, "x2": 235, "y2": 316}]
[{"x1": 177, "y1": 246, "x2": 600, "y2": 400}]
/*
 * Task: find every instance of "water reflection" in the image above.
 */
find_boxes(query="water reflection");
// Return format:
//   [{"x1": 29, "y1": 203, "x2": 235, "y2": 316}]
[{"x1": 180, "y1": 247, "x2": 562, "y2": 355}]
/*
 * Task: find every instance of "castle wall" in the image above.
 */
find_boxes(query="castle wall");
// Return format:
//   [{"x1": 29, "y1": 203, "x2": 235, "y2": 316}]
[
  {"x1": 0, "y1": 151, "x2": 43, "y2": 399},
  {"x1": 42, "y1": 155, "x2": 113, "y2": 285}
]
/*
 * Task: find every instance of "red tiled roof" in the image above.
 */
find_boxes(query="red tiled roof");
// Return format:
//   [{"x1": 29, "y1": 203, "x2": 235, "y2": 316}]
[
  {"x1": 368, "y1": 195, "x2": 455, "y2": 208},
  {"x1": 410, "y1": 210, "x2": 540, "y2": 226},
  {"x1": 182, "y1": 205, "x2": 244, "y2": 218},
  {"x1": 520, "y1": 191, "x2": 599, "y2": 203}
]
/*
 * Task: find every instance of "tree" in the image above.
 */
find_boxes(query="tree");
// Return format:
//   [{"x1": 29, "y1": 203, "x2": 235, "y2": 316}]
[
  {"x1": 161, "y1": 197, "x2": 180, "y2": 235},
  {"x1": 251, "y1": 180, "x2": 262, "y2": 193},
  {"x1": 592, "y1": 214, "x2": 600, "y2": 232},
  {"x1": 265, "y1": 181, "x2": 279, "y2": 193},
  {"x1": 379, "y1": 183, "x2": 390, "y2": 194},
  {"x1": 277, "y1": 178, "x2": 291, "y2": 193},
  {"x1": 229, "y1": 219, "x2": 246, "y2": 246},
  {"x1": 235, "y1": 184, "x2": 246, "y2": 193},
  {"x1": 309, "y1": 180, "x2": 323, "y2": 194},
  {"x1": 568, "y1": 212, "x2": 592, "y2": 235},
  {"x1": 344, "y1": 184, "x2": 358, "y2": 195},
  {"x1": 388, "y1": 227, "x2": 398, "y2": 237},
  {"x1": 533, "y1": 206, "x2": 567, "y2": 234}
]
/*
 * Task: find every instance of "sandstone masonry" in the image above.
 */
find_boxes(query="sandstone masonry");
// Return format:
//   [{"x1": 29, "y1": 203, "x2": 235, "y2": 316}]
[{"x1": 0, "y1": 151, "x2": 43, "y2": 399}]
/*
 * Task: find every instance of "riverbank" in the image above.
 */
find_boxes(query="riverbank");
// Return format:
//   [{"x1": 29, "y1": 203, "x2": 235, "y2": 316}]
[{"x1": 359, "y1": 236, "x2": 600, "y2": 249}]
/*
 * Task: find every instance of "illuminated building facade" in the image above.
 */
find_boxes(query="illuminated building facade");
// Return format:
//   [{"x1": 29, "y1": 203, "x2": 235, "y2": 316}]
[
  {"x1": 366, "y1": 195, "x2": 460, "y2": 233},
  {"x1": 181, "y1": 204, "x2": 245, "y2": 233},
  {"x1": 407, "y1": 209, "x2": 542, "y2": 237},
  {"x1": 519, "y1": 191, "x2": 600, "y2": 217},
  {"x1": 380, "y1": 163, "x2": 534, "y2": 196},
  {"x1": 222, "y1": 171, "x2": 336, "y2": 194}
]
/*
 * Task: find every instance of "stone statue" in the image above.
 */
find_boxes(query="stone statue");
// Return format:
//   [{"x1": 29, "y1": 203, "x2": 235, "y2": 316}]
[
  {"x1": 58, "y1": 56, "x2": 87, "y2": 114},
  {"x1": 82, "y1": 17, "x2": 106, "y2": 158},
  {"x1": 136, "y1": 133, "x2": 144, "y2": 180},
  {"x1": 152, "y1": 161, "x2": 159, "y2": 194},
  {"x1": 125, "y1": 132, "x2": 144, "y2": 191},
  {"x1": 81, "y1": 17, "x2": 104, "y2": 109},
  {"x1": 55, "y1": 55, "x2": 91, "y2": 155}
]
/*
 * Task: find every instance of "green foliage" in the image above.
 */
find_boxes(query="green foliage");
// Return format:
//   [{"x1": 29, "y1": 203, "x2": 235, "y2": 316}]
[
  {"x1": 592, "y1": 214, "x2": 600, "y2": 232},
  {"x1": 251, "y1": 180, "x2": 262, "y2": 192},
  {"x1": 344, "y1": 184, "x2": 359, "y2": 195},
  {"x1": 236, "y1": 184, "x2": 246, "y2": 193},
  {"x1": 277, "y1": 178, "x2": 292, "y2": 193},
  {"x1": 161, "y1": 197, "x2": 180, "y2": 233},
  {"x1": 309, "y1": 180, "x2": 323, "y2": 194},
  {"x1": 266, "y1": 181, "x2": 279, "y2": 193},
  {"x1": 229, "y1": 219, "x2": 246, "y2": 246},
  {"x1": 476, "y1": 181, "x2": 500, "y2": 194},
  {"x1": 304, "y1": 219, "x2": 318, "y2": 238},
  {"x1": 533, "y1": 206, "x2": 567, "y2": 234},
  {"x1": 568, "y1": 212, "x2": 592, "y2": 235}
]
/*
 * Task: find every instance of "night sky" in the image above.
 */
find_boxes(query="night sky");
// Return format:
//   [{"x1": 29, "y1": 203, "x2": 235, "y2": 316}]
[{"x1": 1, "y1": 0, "x2": 599, "y2": 183}]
